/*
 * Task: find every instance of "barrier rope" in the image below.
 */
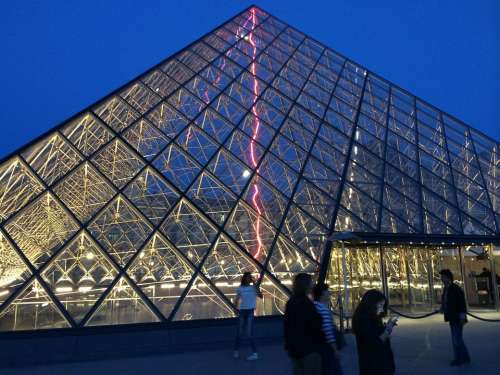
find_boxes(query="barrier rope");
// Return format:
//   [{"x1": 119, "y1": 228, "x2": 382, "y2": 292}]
[
  {"x1": 334, "y1": 306, "x2": 500, "y2": 322},
  {"x1": 466, "y1": 312, "x2": 500, "y2": 322},
  {"x1": 387, "y1": 307, "x2": 440, "y2": 319}
]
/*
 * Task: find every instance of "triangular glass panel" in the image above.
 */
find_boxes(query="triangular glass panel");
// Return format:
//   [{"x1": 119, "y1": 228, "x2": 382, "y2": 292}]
[
  {"x1": 41, "y1": 231, "x2": 118, "y2": 323},
  {"x1": 160, "y1": 199, "x2": 218, "y2": 266},
  {"x1": 152, "y1": 143, "x2": 201, "y2": 192},
  {"x1": 172, "y1": 275, "x2": 235, "y2": 321},
  {"x1": 122, "y1": 118, "x2": 169, "y2": 161},
  {"x1": 123, "y1": 167, "x2": 179, "y2": 226},
  {"x1": 88, "y1": 196, "x2": 152, "y2": 267},
  {"x1": 146, "y1": 101, "x2": 189, "y2": 139},
  {"x1": 208, "y1": 149, "x2": 252, "y2": 195},
  {"x1": 91, "y1": 138, "x2": 145, "y2": 189},
  {"x1": 0, "y1": 279, "x2": 69, "y2": 331},
  {"x1": 127, "y1": 233, "x2": 194, "y2": 319},
  {"x1": 225, "y1": 201, "x2": 276, "y2": 265},
  {"x1": 54, "y1": 162, "x2": 116, "y2": 223},
  {"x1": 0, "y1": 157, "x2": 44, "y2": 223},
  {"x1": 93, "y1": 96, "x2": 140, "y2": 133},
  {"x1": 86, "y1": 276, "x2": 159, "y2": 326},
  {"x1": 267, "y1": 236, "x2": 318, "y2": 285},
  {"x1": 176, "y1": 125, "x2": 218, "y2": 166},
  {"x1": 0, "y1": 230, "x2": 32, "y2": 308},
  {"x1": 281, "y1": 204, "x2": 329, "y2": 262},
  {"x1": 256, "y1": 273, "x2": 289, "y2": 316},
  {"x1": 187, "y1": 172, "x2": 238, "y2": 225},
  {"x1": 62, "y1": 112, "x2": 113, "y2": 157},
  {"x1": 201, "y1": 235, "x2": 261, "y2": 304},
  {"x1": 242, "y1": 175, "x2": 288, "y2": 229},
  {"x1": 4, "y1": 192, "x2": 80, "y2": 269},
  {"x1": 22, "y1": 133, "x2": 83, "y2": 187}
]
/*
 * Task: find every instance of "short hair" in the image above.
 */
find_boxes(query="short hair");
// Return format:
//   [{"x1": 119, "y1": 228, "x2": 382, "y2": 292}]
[
  {"x1": 312, "y1": 283, "x2": 329, "y2": 301},
  {"x1": 439, "y1": 269, "x2": 454, "y2": 281},
  {"x1": 292, "y1": 273, "x2": 312, "y2": 297}
]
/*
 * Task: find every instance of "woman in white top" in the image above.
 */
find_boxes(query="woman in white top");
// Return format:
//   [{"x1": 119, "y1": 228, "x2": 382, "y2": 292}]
[{"x1": 233, "y1": 272, "x2": 262, "y2": 361}]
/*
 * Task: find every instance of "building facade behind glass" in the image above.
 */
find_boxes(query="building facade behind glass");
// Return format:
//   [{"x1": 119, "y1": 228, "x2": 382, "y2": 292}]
[{"x1": 0, "y1": 6, "x2": 498, "y2": 332}]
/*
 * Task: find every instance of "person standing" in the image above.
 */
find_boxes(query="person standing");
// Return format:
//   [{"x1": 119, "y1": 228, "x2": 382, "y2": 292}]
[
  {"x1": 233, "y1": 272, "x2": 262, "y2": 361},
  {"x1": 313, "y1": 283, "x2": 343, "y2": 375},
  {"x1": 439, "y1": 269, "x2": 471, "y2": 366},
  {"x1": 284, "y1": 273, "x2": 324, "y2": 375},
  {"x1": 352, "y1": 289, "x2": 396, "y2": 375}
]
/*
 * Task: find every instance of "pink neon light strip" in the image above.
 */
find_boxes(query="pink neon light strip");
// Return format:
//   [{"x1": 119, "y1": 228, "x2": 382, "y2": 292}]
[{"x1": 244, "y1": 8, "x2": 264, "y2": 260}]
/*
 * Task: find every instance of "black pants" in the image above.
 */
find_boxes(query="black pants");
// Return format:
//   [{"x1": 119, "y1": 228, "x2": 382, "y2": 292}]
[
  {"x1": 319, "y1": 343, "x2": 342, "y2": 375},
  {"x1": 450, "y1": 323, "x2": 470, "y2": 363}
]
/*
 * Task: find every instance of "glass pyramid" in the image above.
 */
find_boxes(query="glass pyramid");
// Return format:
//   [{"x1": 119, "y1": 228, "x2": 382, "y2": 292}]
[{"x1": 0, "y1": 5, "x2": 498, "y2": 331}]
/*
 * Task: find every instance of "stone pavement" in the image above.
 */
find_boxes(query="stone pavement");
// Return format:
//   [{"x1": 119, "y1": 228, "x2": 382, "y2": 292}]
[{"x1": 1, "y1": 314, "x2": 499, "y2": 375}]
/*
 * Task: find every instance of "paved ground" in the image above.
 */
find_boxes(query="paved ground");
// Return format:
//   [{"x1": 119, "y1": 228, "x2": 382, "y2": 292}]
[{"x1": 1, "y1": 313, "x2": 499, "y2": 375}]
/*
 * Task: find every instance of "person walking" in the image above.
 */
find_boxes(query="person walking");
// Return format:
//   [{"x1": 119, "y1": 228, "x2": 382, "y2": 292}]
[
  {"x1": 312, "y1": 283, "x2": 343, "y2": 375},
  {"x1": 352, "y1": 289, "x2": 396, "y2": 375},
  {"x1": 233, "y1": 272, "x2": 262, "y2": 361},
  {"x1": 284, "y1": 273, "x2": 324, "y2": 375},
  {"x1": 439, "y1": 269, "x2": 471, "y2": 366}
]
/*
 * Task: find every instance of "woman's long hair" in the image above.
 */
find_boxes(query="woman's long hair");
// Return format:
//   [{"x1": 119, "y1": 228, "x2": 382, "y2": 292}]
[
  {"x1": 240, "y1": 272, "x2": 253, "y2": 286},
  {"x1": 352, "y1": 289, "x2": 387, "y2": 334}
]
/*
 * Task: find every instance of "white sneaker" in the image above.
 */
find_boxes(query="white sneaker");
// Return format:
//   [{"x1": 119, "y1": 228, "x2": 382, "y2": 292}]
[
  {"x1": 233, "y1": 350, "x2": 239, "y2": 359},
  {"x1": 246, "y1": 353, "x2": 258, "y2": 361}
]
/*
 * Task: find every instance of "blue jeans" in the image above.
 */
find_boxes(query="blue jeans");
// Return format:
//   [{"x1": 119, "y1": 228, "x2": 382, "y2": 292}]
[
  {"x1": 450, "y1": 323, "x2": 470, "y2": 363},
  {"x1": 234, "y1": 309, "x2": 256, "y2": 353}
]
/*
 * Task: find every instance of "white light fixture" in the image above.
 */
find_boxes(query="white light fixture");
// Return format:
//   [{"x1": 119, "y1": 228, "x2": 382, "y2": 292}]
[
  {"x1": 78, "y1": 286, "x2": 92, "y2": 293},
  {"x1": 242, "y1": 170, "x2": 251, "y2": 178},
  {"x1": 85, "y1": 252, "x2": 95, "y2": 260},
  {"x1": 56, "y1": 286, "x2": 73, "y2": 293},
  {"x1": 161, "y1": 283, "x2": 175, "y2": 289}
]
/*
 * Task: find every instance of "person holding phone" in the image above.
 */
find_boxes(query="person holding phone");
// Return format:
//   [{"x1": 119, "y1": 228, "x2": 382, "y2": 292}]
[
  {"x1": 352, "y1": 290, "x2": 396, "y2": 375},
  {"x1": 233, "y1": 272, "x2": 263, "y2": 361}
]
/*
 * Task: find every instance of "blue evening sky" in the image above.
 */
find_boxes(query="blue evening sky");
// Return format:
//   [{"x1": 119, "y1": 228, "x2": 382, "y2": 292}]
[{"x1": 1, "y1": 0, "x2": 498, "y2": 159}]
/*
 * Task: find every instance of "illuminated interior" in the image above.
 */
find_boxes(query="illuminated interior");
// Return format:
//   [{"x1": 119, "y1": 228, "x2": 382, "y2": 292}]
[{"x1": 0, "y1": 6, "x2": 498, "y2": 331}]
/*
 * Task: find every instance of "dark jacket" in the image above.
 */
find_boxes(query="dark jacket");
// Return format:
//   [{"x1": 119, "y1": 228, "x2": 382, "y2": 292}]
[
  {"x1": 442, "y1": 283, "x2": 467, "y2": 324},
  {"x1": 284, "y1": 295, "x2": 324, "y2": 359},
  {"x1": 352, "y1": 314, "x2": 395, "y2": 375}
]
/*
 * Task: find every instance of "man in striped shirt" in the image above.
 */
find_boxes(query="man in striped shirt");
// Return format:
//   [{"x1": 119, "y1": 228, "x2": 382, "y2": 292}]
[{"x1": 313, "y1": 283, "x2": 343, "y2": 375}]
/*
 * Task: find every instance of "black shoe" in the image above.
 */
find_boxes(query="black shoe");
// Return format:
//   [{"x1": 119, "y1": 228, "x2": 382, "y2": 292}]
[{"x1": 450, "y1": 360, "x2": 462, "y2": 366}]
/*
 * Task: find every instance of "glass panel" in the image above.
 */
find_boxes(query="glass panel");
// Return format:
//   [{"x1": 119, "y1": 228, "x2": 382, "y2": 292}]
[
  {"x1": 62, "y1": 112, "x2": 113, "y2": 157},
  {"x1": 41, "y1": 232, "x2": 118, "y2": 323},
  {"x1": 0, "y1": 231, "x2": 31, "y2": 308},
  {"x1": 173, "y1": 275, "x2": 235, "y2": 321},
  {"x1": 326, "y1": 245, "x2": 382, "y2": 315},
  {"x1": 201, "y1": 235, "x2": 261, "y2": 305},
  {"x1": 5, "y1": 193, "x2": 79, "y2": 269},
  {"x1": 0, "y1": 280, "x2": 69, "y2": 331},
  {"x1": 160, "y1": 199, "x2": 218, "y2": 266},
  {"x1": 127, "y1": 233, "x2": 194, "y2": 319},
  {"x1": 93, "y1": 96, "x2": 140, "y2": 133},
  {"x1": 88, "y1": 196, "x2": 152, "y2": 267},
  {"x1": 187, "y1": 172, "x2": 237, "y2": 225},
  {"x1": 256, "y1": 274, "x2": 289, "y2": 316},
  {"x1": 22, "y1": 133, "x2": 83, "y2": 186},
  {"x1": 0, "y1": 158, "x2": 44, "y2": 222},
  {"x1": 54, "y1": 162, "x2": 116, "y2": 223},
  {"x1": 123, "y1": 168, "x2": 179, "y2": 226},
  {"x1": 122, "y1": 119, "x2": 169, "y2": 161},
  {"x1": 86, "y1": 276, "x2": 159, "y2": 326},
  {"x1": 91, "y1": 139, "x2": 145, "y2": 189}
]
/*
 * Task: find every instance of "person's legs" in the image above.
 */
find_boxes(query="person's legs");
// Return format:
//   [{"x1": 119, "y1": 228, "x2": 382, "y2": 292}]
[
  {"x1": 450, "y1": 323, "x2": 471, "y2": 364},
  {"x1": 291, "y1": 357, "x2": 304, "y2": 375},
  {"x1": 246, "y1": 309, "x2": 257, "y2": 354},
  {"x1": 234, "y1": 311, "x2": 245, "y2": 352},
  {"x1": 302, "y1": 352, "x2": 322, "y2": 375}
]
